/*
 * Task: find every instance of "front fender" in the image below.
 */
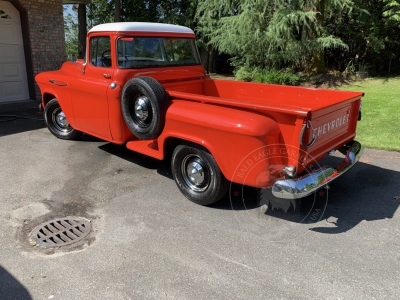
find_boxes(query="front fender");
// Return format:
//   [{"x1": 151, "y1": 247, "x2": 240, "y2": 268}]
[{"x1": 35, "y1": 68, "x2": 75, "y2": 128}]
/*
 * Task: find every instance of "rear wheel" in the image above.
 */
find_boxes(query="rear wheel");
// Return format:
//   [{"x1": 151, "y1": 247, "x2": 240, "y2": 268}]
[
  {"x1": 171, "y1": 143, "x2": 229, "y2": 206},
  {"x1": 44, "y1": 99, "x2": 81, "y2": 140}
]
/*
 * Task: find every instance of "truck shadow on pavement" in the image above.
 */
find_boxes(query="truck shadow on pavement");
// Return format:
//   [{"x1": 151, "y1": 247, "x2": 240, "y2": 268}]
[
  {"x1": 213, "y1": 157, "x2": 400, "y2": 234},
  {"x1": 98, "y1": 142, "x2": 172, "y2": 178},
  {"x1": 99, "y1": 142, "x2": 399, "y2": 234},
  {"x1": 0, "y1": 101, "x2": 45, "y2": 137},
  {"x1": 0, "y1": 265, "x2": 32, "y2": 300},
  {"x1": 308, "y1": 158, "x2": 400, "y2": 234}
]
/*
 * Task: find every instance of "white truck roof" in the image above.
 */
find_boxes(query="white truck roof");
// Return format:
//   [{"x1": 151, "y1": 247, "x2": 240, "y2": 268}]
[{"x1": 88, "y1": 22, "x2": 194, "y2": 35}]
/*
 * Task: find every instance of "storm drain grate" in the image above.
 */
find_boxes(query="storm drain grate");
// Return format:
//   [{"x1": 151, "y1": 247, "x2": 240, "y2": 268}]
[{"x1": 29, "y1": 217, "x2": 91, "y2": 247}]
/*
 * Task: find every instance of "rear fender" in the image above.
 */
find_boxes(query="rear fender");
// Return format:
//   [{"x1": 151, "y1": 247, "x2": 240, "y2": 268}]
[{"x1": 159, "y1": 101, "x2": 281, "y2": 186}]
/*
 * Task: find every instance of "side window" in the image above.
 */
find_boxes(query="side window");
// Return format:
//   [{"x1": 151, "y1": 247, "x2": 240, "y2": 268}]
[{"x1": 90, "y1": 36, "x2": 111, "y2": 68}]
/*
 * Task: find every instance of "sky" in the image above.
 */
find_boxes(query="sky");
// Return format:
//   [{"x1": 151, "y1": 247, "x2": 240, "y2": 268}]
[{"x1": 63, "y1": 4, "x2": 76, "y2": 18}]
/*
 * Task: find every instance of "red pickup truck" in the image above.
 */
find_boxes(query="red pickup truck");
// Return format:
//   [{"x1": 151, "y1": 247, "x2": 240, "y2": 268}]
[{"x1": 36, "y1": 22, "x2": 364, "y2": 206}]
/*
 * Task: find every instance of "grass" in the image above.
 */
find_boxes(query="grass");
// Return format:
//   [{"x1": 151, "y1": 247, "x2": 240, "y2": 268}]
[{"x1": 337, "y1": 77, "x2": 400, "y2": 152}]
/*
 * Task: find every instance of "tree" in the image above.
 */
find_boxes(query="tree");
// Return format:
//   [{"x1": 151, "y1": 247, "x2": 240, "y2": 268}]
[
  {"x1": 383, "y1": 0, "x2": 400, "y2": 23},
  {"x1": 159, "y1": 0, "x2": 198, "y2": 29},
  {"x1": 65, "y1": 0, "x2": 400, "y2": 76},
  {"x1": 87, "y1": 0, "x2": 113, "y2": 26},
  {"x1": 325, "y1": 0, "x2": 400, "y2": 75},
  {"x1": 64, "y1": 12, "x2": 78, "y2": 59},
  {"x1": 88, "y1": 0, "x2": 164, "y2": 25},
  {"x1": 78, "y1": 4, "x2": 87, "y2": 59},
  {"x1": 115, "y1": 0, "x2": 121, "y2": 21},
  {"x1": 382, "y1": 0, "x2": 400, "y2": 75},
  {"x1": 196, "y1": 0, "x2": 355, "y2": 74}
]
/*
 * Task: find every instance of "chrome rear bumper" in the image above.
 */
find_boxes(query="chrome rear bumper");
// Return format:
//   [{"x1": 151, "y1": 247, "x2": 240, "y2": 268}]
[{"x1": 272, "y1": 141, "x2": 363, "y2": 199}]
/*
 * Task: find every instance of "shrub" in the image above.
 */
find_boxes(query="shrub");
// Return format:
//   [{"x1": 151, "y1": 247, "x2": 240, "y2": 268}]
[
  {"x1": 309, "y1": 74, "x2": 324, "y2": 85},
  {"x1": 234, "y1": 66, "x2": 254, "y2": 82},
  {"x1": 235, "y1": 67, "x2": 302, "y2": 86}
]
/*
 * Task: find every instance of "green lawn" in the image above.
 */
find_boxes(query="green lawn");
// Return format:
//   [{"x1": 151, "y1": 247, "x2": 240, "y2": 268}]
[{"x1": 338, "y1": 77, "x2": 400, "y2": 152}]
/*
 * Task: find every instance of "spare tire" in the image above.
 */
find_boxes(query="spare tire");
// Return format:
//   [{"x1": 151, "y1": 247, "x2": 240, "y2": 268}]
[{"x1": 121, "y1": 76, "x2": 170, "y2": 140}]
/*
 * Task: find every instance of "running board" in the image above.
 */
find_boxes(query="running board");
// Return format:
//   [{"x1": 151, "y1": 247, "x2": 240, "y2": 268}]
[{"x1": 126, "y1": 140, "x2": 164, "y2": 160}]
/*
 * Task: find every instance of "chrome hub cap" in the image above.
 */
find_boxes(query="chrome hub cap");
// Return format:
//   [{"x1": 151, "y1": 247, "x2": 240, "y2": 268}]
[
  {"x1": 52, "y1": 108, "x2": 72, "y2": 132},
  {"x1": 134, "y1": 96, "x2": 149, "y2": 121},
  {"x1": 187, "y1": 161, "x2": 205, "y2": 185},
  {"x1": 181, "y1": 155, "x2": 209, "y2": 192},
  {"x1": 56, "y1": 112, "x2": 68, "y2": 127}
]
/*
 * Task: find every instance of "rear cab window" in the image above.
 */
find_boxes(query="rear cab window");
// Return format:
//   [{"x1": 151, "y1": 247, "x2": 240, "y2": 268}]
[{"x1": 116, "y1": 37, "x2": 200, "y2": 69}]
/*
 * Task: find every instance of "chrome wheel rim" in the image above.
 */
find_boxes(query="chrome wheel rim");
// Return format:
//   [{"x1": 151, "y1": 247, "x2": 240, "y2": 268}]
[
  {"x1": 181, "y1": 154, "x2": 209, "y2": 192},
  {"x1": 132, "y1": 95, "x2": 151, "y2": 126},
  {"x1": 52, "y1": 107, "x2": 72, "y2": 132}
]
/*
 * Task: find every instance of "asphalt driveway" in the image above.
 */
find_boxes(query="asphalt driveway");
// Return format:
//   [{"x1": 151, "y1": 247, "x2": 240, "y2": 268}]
[{"x1": 0, "y1": 101, "x2": 399, "y2": 299}]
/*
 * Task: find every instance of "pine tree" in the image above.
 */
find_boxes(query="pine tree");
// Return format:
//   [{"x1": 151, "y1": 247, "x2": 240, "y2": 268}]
[
  {"x1": 383, "y1": 0, "x2": 400, "y2": 23},
  {"x1": 196, "y1": 0, "x2": 354, "y2": 73}
]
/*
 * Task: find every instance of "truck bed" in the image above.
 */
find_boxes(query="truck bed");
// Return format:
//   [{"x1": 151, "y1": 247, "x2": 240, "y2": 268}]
[
  {"x1": 167, "y1": 78, "x2": 362, "y2": 117},
  {"x1": 166, "y1": 78, "x2": 363, "y2": 169}
]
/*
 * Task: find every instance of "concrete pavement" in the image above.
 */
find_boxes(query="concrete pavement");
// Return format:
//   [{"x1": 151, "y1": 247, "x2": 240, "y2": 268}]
[{"x1": 0, "y1": 101, "x2": 399, "y2": 299}]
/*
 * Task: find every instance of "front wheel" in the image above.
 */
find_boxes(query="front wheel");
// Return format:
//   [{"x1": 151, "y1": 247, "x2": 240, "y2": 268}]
[
  {"x1": 171, "y1": 143, "x2": 229, "y2": 206},
  {"x1": 44, "y1": 99, "x2": 81, "y2": 140}
]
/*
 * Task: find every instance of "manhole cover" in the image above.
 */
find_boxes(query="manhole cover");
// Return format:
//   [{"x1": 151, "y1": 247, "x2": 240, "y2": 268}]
[{"x1": 29, "y1": 217, "x2": 91, "y2": 247}]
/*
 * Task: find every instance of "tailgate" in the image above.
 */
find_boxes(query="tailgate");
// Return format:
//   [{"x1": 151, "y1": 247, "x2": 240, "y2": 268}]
[{"x1": 301, "y1": 95, "x2": 362, "y2": 164}]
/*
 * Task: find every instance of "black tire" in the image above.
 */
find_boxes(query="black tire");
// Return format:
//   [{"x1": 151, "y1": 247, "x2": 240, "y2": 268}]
[
  {"x1": 44, "y1": 98, "x2": 81, "y2": 140},
  {"x1": 121, "y1": 76, "x2": 169, "y2": 140},
  {"x1": 171, "y1": 143, "x2": 229, "y2": 206}
]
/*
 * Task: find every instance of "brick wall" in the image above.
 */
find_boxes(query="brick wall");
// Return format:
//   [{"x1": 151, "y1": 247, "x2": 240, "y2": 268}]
[{"x1": 10, "y1": 0, "x2": 66, "y2": 100}]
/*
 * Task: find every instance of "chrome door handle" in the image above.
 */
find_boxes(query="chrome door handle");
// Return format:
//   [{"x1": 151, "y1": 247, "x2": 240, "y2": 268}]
[
  {"x1": 49, "y1": 79, "x2": 68, "y2": 86},
  {"x1": 103, "y1": 74, "x2": 111, "y2": 79}
]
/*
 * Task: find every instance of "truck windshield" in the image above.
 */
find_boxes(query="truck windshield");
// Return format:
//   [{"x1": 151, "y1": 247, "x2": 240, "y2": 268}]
[{"x1": 117, "y1": 37, "x2": 200, "y2": 68}]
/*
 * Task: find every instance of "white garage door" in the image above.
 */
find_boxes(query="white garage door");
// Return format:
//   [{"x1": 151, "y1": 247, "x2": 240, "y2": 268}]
[{"x1": 0, "y1": 1, "x2": 29, "y2": 103}]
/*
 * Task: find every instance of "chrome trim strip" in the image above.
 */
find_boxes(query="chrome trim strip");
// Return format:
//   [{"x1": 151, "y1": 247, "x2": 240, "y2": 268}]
[
  {"x1": 272, "y1": 141, "x2": 364, "y2": 199},
  {"x1": 49, "y1": 79, "x2": 68, "y2": 86},
  {"x1": 300, "y1": 119, "x2": 318, "y2": 148}
]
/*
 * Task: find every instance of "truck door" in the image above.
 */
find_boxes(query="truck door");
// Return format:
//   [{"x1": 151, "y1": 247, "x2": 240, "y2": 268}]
[{"x1": 71, "y1": 35, "x2": 113, "y2": 139}]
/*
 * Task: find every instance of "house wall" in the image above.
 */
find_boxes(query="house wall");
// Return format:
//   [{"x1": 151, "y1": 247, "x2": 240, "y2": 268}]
[{"x1": 9, "y1": 0, "x2": 66, "y2": 100}]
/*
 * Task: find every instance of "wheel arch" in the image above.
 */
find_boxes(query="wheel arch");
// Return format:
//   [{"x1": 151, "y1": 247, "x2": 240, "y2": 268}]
[
  {"x1": 43, "y1": 98, "x2": 81, "y2": 140},
  {"x1": 40, "y1": 90, "x2": 76, "y2": 129},
  {"x1": 42, "y1": 92, "x2": 56, "y2": 108},
  {"x1": 163, "y1": 136, "x2": 214, "y2": 161},
  {"x1": 160, "y1": 131, "x2": 269, "y2": 186},
  {"x1": 170, "y1": 138, "x2": 230, "y2": 205}
]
